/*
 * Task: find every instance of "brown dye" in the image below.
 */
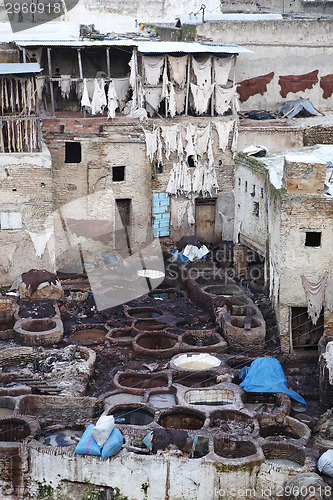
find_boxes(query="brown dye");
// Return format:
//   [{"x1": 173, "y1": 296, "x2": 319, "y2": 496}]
[
  {"x1": 134, "y1": 320, "x2": 166, "y2": 331},
  {"x1": 136, "y1": 334, "x2": 177, "y2": 350},
  {"x1": 182, "y1": 332, "x2": 220, "y2": 347},
  {"x1": 320, "y1": 74, "x2": 333, "y2": 98},
  {"x1": 68, "y1": 329, "x2": 105, "y2": 342},
  {"x1": 214, "y1": 438, "x2": 256, "y2": 459},
  {"x1": 0, "y1": 420, "x2": 30, "y2": 441},
  {"x1": 159, "y1": 412, "x2": 204, "y2": 430},
  {"x1": 118, "y1": 375, "x2": 167, "y2": 389},
  {"x1": 260, "y1": 424, "x2": 301, "y2": 439}
]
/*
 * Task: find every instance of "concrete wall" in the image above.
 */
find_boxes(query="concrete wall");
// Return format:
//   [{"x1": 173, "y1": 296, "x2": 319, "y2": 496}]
[
  {"x1": 218, "y1": 0, "x2": 333, "y2": 15},
  {"x1": 197, "y1": 19, "x2": 333, "y2": 112}
]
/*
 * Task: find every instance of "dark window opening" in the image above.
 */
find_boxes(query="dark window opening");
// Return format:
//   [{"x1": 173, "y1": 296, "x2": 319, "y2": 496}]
[
  {"x1": 155, "y1": 162, "x2": 164, "y2": 174},
  {"x1": 238, "y1": 178, "x2": 241, "y2": 186},
  {"x1": 261, "y1": 188, "x2": 264, "y2": 198},
  {"x1": 112, "y1": 166, "x2": 125, "y2": 182},
  {"x1": 187, "y1": 155, "x2": 195, "y2": 168},
  {"x1": 251, "y1": 185, "x2": 256, "y2": 196},
  {"x1": 65, "y1": 142, "x2": 81, "y2": 163},
  {"x1": 292, "y1": 307, "x2": 323, "y2": 350},
  {"x1": 253, "y1": 202, "x2": 259, "y2": 217},
  {"x1": 245, "y1": 181, "x2": 247, "y2": 192},
  {"x1": 305, "y1": 231, "x2": 321, "y2": 247}
]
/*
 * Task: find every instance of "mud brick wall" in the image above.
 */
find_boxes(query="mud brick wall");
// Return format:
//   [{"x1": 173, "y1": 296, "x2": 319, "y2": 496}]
[
  {"x1": 282, "y1": 157, "x2": 327, "y2": 194},
  {"x1": 304, "y1": 125, "x2": 333, "y2": 146}
]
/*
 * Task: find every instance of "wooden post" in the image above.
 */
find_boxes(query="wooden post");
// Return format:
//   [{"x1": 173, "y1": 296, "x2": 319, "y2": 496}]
[
  {"x1": 185, "y1": 54, "x2": 191, "y2": 115},
  {"x1": 164, "y1": 53, "x2": 168, "y2": 118},
  {"x1": 77, "y1": 48, "x2": 83, "y2": 80},
  {"x1": 106, "y1": 48, "x2": 111, "y2": 79},
  {"x1": 22, "y1": 48, "x2": 26, "y2": 63},
  {"x1": 232, "y1": 55, "x2": 237, "y2": 116},
  {"x1": 47, "y1": 48, "x2": 55, "y2": 116},
  {"x1": 0, "y1": 121, "x2": 4, "y2": 153}
]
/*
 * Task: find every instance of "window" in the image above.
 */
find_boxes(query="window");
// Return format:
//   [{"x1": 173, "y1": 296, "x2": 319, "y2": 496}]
[
  {"x1": 187, "y1": 156, "x2": 195, "y2": 168},
  {"x1": 238, "y1": 178, "x2": 241, "y2": 187},
  {"x1": 253, "y1": 202, "x2": 259, "y2": 217},
  {"x1": 261, "y1": 188, "x2": 264, "y2": 198},
  {"x1": 245, "y1": 181, "x2": 247, "y2": 192},
  {"x1": 112, "y1": 166, "x2": 125, "y2": 182},
  {"x1": 65, "y1": 142, "x2": 81, "y2": 163},
  {"x1": 1, "y1": 212, "x2": 22, "y2": 229},
  {"x1": 155, "y1": 162, "x2": 164, "y2": 174},
  {"x1": 305, "y1": 231, "x2": 321, "y2": 247}
]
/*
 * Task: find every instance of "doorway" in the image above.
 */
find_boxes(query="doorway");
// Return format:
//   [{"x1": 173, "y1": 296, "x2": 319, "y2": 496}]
[{"x1": 195, "y1": 199, "x2": 216, "y2": 242}]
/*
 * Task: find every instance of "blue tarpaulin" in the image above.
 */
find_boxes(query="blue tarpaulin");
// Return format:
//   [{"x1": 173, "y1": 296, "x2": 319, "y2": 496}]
[{"x1": 239, "y1": 357, "x2": 307, "y2": 408}]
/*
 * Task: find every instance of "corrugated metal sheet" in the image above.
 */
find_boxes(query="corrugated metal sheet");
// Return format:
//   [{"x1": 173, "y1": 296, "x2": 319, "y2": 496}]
[
  {"x1": 17, "y1": 40, "x2": 251, "y2": 54},
  {"x1": 0, "y1": 63, "x2": 42, "y2": 75}
]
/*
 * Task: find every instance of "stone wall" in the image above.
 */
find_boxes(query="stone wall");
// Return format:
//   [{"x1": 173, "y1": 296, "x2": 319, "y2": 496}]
[{"x1": 197, "y1": 19, "x2": 333, "y2": 112}]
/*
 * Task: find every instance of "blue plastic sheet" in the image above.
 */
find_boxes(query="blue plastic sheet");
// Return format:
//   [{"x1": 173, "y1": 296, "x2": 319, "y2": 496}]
[
  {"x1": 171, "y1": 248, "x2": 189, "y2": 262},
  {"x1": 239, "y1": 357, "x2": 307, "y2": 408}
]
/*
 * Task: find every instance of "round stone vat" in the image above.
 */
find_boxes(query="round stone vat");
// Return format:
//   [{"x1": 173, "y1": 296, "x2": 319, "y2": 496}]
[
  {"x1": 171, "y1": 353, "x2": 221, "y2": 371},
  {"x1": 230, "y1": 317, "x2": 261, "y2": 329},
  {"x1": 259, "y1": 416, "x2": 311, "y2": 441},
  {"x1": 203, "y1": 285, "x2": 243, "y2": 296},
  {"x1": 125, "y1": 307, "x2": 163, "y2": 319},
  {"x1": 105, "y1": 327, "x2": 135, "y2": 346},
  {"x1": 195, "y1": 276, "x2": 229, "y2": 287},
  {"x1": 0, "y1": 415, "x2": 40, "y2": 442},
  {"x1": 108, "y1": 405, "x2": 155, "y2": 426},
  {"x1": 38, "y1": 426, "x2": 84, "y2": 447},
  {"x1": 214, "y1": 436, "x2": 257, "y2": 459},
  {"x1": 114, "y1": 371, "x2": 169, "y2": 395},
  {"x1": 262, "y1": 442, "x2": 305, "y2": 469},
  {"x1": 185, "y1": 388, "x2": 235, "y2": 406},
  {"x1": 149, "y1": 290, "x2": 183, "y2": 301},
  {"x1": 67, "y1": 326, "x2": 106, "y2": 345},
  {"x1": 147, "y1": 390, "x2": 177, "y2": 408},
  {"x1": 133, "y1": 332, "x2": 180, "y2": 358},
  {"x1": 14, "y1": 318, "x2": 63, "y2": 346},
  {"x1": 182, "y1": 330, "x2": 224, "y2": 348},
  {"x1": 173, "y1": 372, "x2": 217, "y2": 388},
  {"x1": 132, "y1": 320, "x2": 168, "y2": 333},
  {"x1": 210, "y1": 409, "x2": 257, "y2": 437},
  {"x1": 243, "y1": 392, "x2": 291, "y2": 418},
  {"x1": 0, "y1": 397, "x2": 17, "y2": 417},
  {"x1": 158, "y1": 408, "x2": 205, "y2": 430}
]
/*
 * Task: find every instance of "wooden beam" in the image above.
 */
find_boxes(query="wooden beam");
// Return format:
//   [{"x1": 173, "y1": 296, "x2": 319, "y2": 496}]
[
  {"x1": 47, "y1": 48, "x2": 55, "y2": 117},
  {"x1": 77, "y1": 48, "x2": 83, "y2": 80},
  {"x1": 106, "y1": 48, "x2": 111, "y2": 79},
  {"x1": 185, "y1": 54, "x2": 191, "y2": 115}
]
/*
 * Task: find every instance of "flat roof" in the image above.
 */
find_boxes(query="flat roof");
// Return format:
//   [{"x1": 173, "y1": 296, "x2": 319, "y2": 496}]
[
  {"x1": 17, "y1": 40, "x2": 251, "y2": 54},
  {"x1": 0, "y1": 63, "x2": 42, "y2": 75}
]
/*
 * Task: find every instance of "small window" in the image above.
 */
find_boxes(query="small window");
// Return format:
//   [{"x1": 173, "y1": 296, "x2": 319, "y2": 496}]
[
  {"x1": 238, "y1": 178, "x2": 241, "y2": 186},
  {"x1": 253, "y1": 202, "x2": 259, "y2": 217},
  {"x1": 112, "y1": 166, "x2": 125, "y2": 182},
  {"x1": 1, "y1": 212, "x2": 22, "y2": 229},
  {"x1": 252, "y1": 185, "x2": 256, "y2": 196},
  {"x1": 245, "y1": 181, "x2": 248, "y2": 192},
  {"x1": 305, "y1": 231, "x2": 321, "y2": 247},
  {"x1": 65, "y1": 142, "x2": 81, "y2": 163},
  {"x1": 155, "y1": 162, "x2": 164, "y2": 174},
  {"x1": 261, "y1": 188, "x2": 264, "y2": 198},
  {"x1": 187, "y1": 155, "x2": 195, "y2": 168}
]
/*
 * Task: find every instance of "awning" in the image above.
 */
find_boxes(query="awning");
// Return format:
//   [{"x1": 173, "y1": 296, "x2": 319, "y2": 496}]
[{"x1": 0, "y1": 63, "x2": 42, "y2": 75}]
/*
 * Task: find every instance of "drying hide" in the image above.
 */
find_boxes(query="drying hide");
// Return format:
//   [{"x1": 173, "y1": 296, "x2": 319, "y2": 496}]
[
  {"x1": 19, "y1": 269, "x2": 64, "y2": 300},
  {"x1": 145, "y1": 86, "x2": 162, "y2": 116},
  {"x1": 0, "y1": 242, "x2": 17, "y2": 272},
  {"x1": 214, "y1": 56, "x2": 233, "y2": 86},
  {"x1": 196, "y1": 124, "x2": 211, "y2": 157},
  {"x1": 91, "y1": 79, "x2": 107, "y2": 115},
  {"x1": 185, "y1": 124, "x2": 197, "y2": 158},
  {"x1": 168, "y1": 55, "x2": 188, "y2": 88},
  {"x1": 174, "y1": 87, "x2": 186, "y2": 114},
  {"x1": 161, "y1": 125, "x2": 178, "y2": 159},
  {"x1": 107, "y1": 81, "x2": 118, "y2": 119},
  {"x1": 192, "y1": 55, "x2": 212, "y2": 89},
  {"x1": 190, "y1": 83, "x2": 214, "y2": 115},
  {"x1": 142, "y1": 55, "x2": 164, "y2": 86},
  {"x1": 28, "y1": 230, "x2": 53, "y2": 258},
  {"x1": 301, "y1": 271, "x2": 328, "y2": 324},
  {"x1": 326, "y1": 278, "x2": 333, "y2": 312},
  {"x1": 215, "y1": 120, "x2": 235, "y2": 152},
  {"x1": 168, "y1": 83, "x2": 177, "y2": 118},
  {"x1": 60, "y1": 75, "x2": 71, "y2": 99},
  {"x1": 215, "y1": 84, "x2": 236, "y2": 115},
  {"x1": 144, "y1": 129, "x2": 158, "y2": 162},
  {"x1": 112, "y1": 78, "x2": 130, "y2": 111}
]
